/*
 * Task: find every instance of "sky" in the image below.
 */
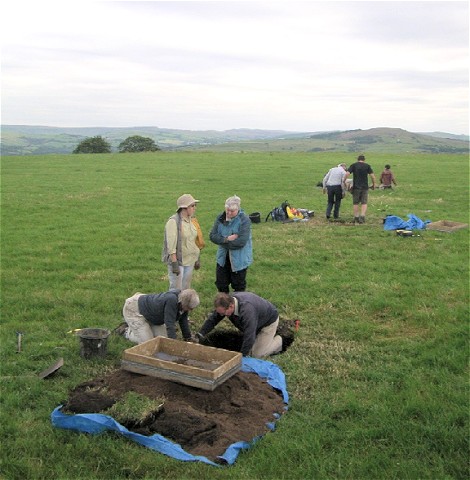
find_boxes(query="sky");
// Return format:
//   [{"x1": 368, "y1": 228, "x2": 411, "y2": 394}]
[{"x1": 1, "y1": 1, "x2": 468, "y2": 134}]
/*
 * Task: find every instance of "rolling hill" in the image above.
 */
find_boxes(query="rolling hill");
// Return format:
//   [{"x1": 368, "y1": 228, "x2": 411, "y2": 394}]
[{"x1": 1, "y1": 125, "x2": 468, "y2": 156}]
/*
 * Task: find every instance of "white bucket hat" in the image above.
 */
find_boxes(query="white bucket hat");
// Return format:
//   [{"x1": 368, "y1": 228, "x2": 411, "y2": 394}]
[{"x1": 176, "y1": 194, "x2": 199, "y2": 211}]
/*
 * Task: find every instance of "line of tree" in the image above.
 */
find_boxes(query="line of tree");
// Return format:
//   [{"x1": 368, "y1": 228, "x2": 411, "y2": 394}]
[{"x1": 73, "y1": 135, "x2": 160, "y2": 154}]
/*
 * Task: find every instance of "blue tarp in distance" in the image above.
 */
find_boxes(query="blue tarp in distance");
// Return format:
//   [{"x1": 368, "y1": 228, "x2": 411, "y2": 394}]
[{"x1": 383, "y1": 214, "x2": 431, "y2": 231}]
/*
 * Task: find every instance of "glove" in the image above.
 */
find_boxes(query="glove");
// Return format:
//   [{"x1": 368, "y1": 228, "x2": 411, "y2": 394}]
[
  {"x1": 194, "y1": 260, "x2": 201, "y2": 270},
  {"x1": 171, "y1": 262, "x2": 180, "y2": 275}
]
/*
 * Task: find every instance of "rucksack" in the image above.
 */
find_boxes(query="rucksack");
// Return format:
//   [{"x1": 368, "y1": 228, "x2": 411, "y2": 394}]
[{"x1": 265, "y1": 200, "x2": 290, "y2": 222}]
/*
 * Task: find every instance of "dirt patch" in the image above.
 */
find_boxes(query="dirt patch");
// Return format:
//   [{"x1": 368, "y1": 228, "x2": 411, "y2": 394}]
[
  {"x1": 61, "y1": 321, "x2": 295, "y2": 463},
  {"x1": 200, "y1": 318, "x2": 296, "y2": 352}
]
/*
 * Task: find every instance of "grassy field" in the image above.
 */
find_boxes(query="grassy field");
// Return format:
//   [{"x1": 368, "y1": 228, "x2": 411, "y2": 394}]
[{"x1": 1, "y1": 151, "x2": 468, "y2": 479}]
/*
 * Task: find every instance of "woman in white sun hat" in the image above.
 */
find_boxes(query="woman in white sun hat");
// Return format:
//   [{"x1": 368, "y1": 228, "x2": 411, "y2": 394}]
[{"x1": 162, "y1": 194, "x2": 205, "y2": 290}]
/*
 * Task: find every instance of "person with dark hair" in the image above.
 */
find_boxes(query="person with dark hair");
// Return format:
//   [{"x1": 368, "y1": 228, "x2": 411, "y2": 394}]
[
  {"x1": 196, "y1": 292, "x2": 283, "y2": 358},
  {"x1": 322, "y1": 162, "x2": 348, "y2": 219},
  {"x1": 209, "y1": 195, "x2": 253, "y2": 293},
  {"x1": 122, "y1": 289, "x2": 200, "y2": 344},
  {"x1": 379, "y1": 164, "x2": 397, "y2": 189},
  {"x1": 162, "y1": 194, "x2": 204, "y2": 290},
  {"x1": 344, "y1": 154, "x2": 376, "y2": 224}
]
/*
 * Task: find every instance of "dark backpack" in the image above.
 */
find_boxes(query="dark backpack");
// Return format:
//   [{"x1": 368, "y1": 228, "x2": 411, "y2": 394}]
[{"x1": 265, "y1": 200, "x2": 289, "y2": 222}]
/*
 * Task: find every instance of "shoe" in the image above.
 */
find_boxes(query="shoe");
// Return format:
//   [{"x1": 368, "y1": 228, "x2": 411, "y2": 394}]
[
  {"x1": 354, "y1": 217, "x2": 360, "y2": 223},
  {"x1": 114, "y1": 322, "x2": 128, "y2": 336},
  {"x1": 280, "y1": 333, "x2": 295, "y2": 352},
  {"x1": 359, "y1": 216, "x2": 365, "y2": 224}
]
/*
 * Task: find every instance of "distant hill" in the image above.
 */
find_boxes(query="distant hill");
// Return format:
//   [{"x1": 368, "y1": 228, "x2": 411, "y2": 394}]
[
  {"x1": 178, "y1": 127, "x2": 469, "y2": 154},
  {"x1": 1, "y1": 125, "x2": 468, "y2": 156},
  {"x1": 419, "y1": 131, "x2": 470, "y2": 142}
]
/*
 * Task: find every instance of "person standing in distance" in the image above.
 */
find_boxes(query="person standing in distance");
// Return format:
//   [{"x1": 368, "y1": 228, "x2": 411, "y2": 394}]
[
  {"x1": 322, "y1": 163, "x2": 348, "y2": 220},
  {"x1": 344, "y1": 155, "x2": 376, "y2": 224},
  {"x1": 209, "y1": 195, "x2": 253, "y2": 293}
]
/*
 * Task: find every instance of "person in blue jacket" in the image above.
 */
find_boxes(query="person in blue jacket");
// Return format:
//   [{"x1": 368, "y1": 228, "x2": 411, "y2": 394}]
[{"x1": 209, "y1": 195, "x2": 253, "y2": 293}]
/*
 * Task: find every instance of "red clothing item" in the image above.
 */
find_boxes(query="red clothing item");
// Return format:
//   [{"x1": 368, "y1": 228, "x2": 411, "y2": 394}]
[{"x1": 380, "y1": 169, "x2": 396, "y2": 186}]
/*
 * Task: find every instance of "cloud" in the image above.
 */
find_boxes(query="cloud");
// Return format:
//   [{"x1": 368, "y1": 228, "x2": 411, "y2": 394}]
[{"x1": 1, "y1": 1, "x2": 468, "y2": 133}]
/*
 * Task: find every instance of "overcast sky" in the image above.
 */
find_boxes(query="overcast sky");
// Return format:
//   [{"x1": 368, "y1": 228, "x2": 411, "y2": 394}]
[{"x1": 1, "y1": 1, "x2": 468, "y2": 134}]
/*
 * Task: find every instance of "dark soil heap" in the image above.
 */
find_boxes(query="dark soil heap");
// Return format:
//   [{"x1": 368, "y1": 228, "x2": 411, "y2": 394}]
[{"x1": 61, "y1": 322, "x2": 295, "y2": 463}]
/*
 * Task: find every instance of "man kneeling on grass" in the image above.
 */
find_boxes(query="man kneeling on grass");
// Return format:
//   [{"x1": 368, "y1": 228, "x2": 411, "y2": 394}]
[
  {"x1": 196, "y1": 292, "x2": 284, "y2": 358},
  {"x1": 122, "y1": 289, "x2": 200, "y2": 344}
]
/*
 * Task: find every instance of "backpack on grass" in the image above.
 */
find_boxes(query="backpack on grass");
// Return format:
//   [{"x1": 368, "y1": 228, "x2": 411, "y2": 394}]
[{"x1": 265, "y1": 200, "x2": 290, "y2": 222}]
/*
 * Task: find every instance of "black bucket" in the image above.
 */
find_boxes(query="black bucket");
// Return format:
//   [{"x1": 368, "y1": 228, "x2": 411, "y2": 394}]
[
  {"x1": 78, "y1": 328, "x2": 110, "y2": 359},
  {"x1": 249, "y1": 212, "x2": 261, "y2": 224}
]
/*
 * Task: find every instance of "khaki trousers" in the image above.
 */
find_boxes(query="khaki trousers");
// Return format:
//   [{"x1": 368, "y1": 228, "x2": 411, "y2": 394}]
[
  {"x1": 122, "y1": 293, "x2": 167, "y2": 344},
  {"x1": 250, "y1": 317, "x2": 283, "y2": 358}
]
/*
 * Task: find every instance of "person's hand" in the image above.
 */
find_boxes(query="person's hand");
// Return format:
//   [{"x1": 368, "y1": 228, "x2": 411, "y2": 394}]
[
  {"x1": 227, "y1": 234, "x2": 238, "y2": 241},
  {"x1": 195, "y1": 332, "x2": 206, "y2": 343},
  {"x1": 171, "y1": 261, "x2": 180, "y2": 275},
  {"x1": 194, "y1": 260, "x2": 201, "y2": 270},
  {"x1": 323, "y1": 188, "x2": 326, "y2": 194}
]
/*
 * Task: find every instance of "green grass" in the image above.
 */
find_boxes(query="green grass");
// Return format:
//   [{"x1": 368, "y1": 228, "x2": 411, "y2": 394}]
[
  {"x1": 1, "y1": 151, "x2": 468, "y2": 479},
  {"x1": 105, "y1": 391, "x2": 165, "y2": 426}
]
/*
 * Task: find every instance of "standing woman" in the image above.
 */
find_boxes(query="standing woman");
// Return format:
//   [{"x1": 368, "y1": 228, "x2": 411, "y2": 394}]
[
  {"x1": 162, "y1": 194, "x2": 204, "y2": 290},
  {"x1": 210, "y1": 195, "x2": 253, "y2": 293}
]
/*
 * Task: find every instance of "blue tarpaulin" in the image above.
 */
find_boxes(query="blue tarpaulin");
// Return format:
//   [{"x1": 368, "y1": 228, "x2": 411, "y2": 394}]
[
  {"x1": 51, "y1": 357, "x2": 289, "y2": 466},
  {"x1": 383, "y1": 214, "x2": 431, "y2": 231}
]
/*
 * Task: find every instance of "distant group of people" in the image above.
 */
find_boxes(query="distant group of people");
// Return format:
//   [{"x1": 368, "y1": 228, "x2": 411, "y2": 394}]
[
  {"x1": 322, "y1": 154, "x2": 397, "y2": 223},
  {"x1": 121, "y1": 193, "x2": 284, "y2": 358}
]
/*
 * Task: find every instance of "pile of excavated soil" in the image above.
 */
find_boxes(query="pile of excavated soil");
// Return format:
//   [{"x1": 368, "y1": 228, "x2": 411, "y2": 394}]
[{"x1": 61, "y1": 322, "x2": 295, "y2": 463}]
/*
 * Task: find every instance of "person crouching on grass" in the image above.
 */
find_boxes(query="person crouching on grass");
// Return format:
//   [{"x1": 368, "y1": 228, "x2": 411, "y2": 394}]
[
  {"x1": 196, "y1": 292, "x2": 283, "y2": 358},
  {"x1": 122, "y1": 289, "x2": 200, "y2": 344}
]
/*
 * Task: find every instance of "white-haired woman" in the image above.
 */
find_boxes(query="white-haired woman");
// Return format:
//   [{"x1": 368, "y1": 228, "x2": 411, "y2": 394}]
[
  {"x1": 209, "y1": 195, "x2": 253, "y2": 293},
  {"x1": 122, "y1": 289, "x2": 200, "y2": 344}
]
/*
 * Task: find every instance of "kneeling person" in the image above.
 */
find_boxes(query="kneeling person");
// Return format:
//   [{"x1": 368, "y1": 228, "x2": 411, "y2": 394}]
[
  {"x1": 123, "y1": 289, "x2": 199, "y2": 344},
  {"x1": 197, "y1": 292, "x2": 283, "y2": 358}
]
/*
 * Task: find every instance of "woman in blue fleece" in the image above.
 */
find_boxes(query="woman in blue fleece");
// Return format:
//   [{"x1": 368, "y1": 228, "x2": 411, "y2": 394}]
[{"x1": 209, "y1": 195, "x2": 253, "y2": 293}]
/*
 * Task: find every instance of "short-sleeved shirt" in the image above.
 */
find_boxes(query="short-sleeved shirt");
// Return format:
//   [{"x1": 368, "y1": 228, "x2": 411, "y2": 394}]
[{"x1": 348, "y1": 162, "x2": 373, "y2": 189}]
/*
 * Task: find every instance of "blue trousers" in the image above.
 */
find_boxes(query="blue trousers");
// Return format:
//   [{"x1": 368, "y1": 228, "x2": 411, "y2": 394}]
[{"x1": 326, "y1": 185, "x2": 343, "y2": 218}]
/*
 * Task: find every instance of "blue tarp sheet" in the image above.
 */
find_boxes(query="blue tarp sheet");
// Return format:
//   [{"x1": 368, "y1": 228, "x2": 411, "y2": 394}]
[
  {"x1": 383, "y1": 214, "x2": 431, "y2": 231},
  {"x1": 51, "y1": 357, "x2": 289, "y2": 466}
]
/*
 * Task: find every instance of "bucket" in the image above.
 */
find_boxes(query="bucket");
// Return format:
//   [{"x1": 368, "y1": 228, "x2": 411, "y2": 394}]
[
  {"x1": 78, "y1": 328, "x2": 110, "y2": 359},
  {"x1": 249, "y1": 212, "x2": 261, "y2": 224}
]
